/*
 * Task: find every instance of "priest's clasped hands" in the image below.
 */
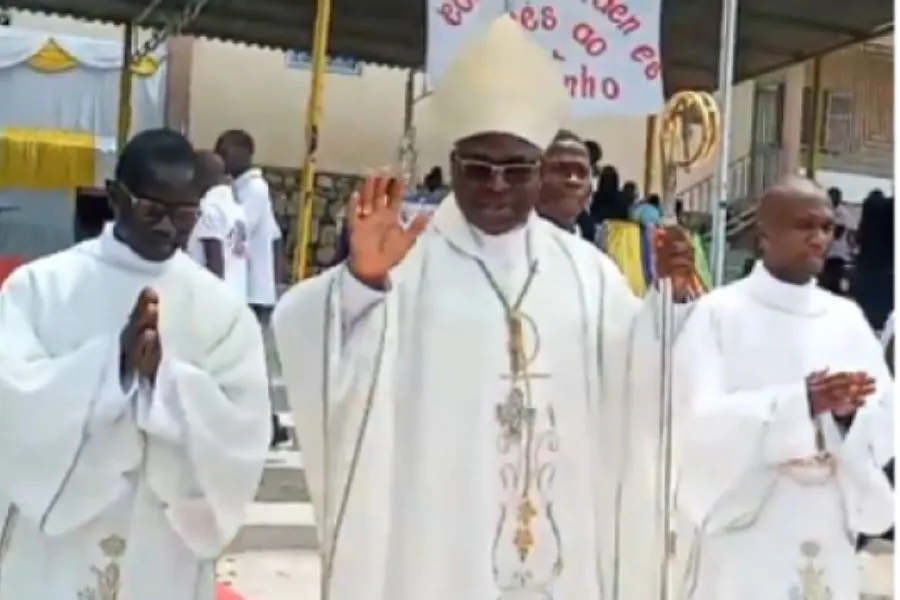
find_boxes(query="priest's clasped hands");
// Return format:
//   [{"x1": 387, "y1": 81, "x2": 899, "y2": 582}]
[
  {"x1": 807, "y1": 369, "x2": 877, "y2": 417},
  {"x1": 119, "y1": 287, "x2": 162, "y2": 384}
]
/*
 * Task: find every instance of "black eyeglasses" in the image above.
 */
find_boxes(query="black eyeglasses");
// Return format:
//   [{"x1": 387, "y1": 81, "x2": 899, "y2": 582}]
[
  {"x1": 455, "y1": 157, "x2": 540, "y2": 186},
  {"x1": 110, "y1": 181, "x2": 199, "y2": 230}
]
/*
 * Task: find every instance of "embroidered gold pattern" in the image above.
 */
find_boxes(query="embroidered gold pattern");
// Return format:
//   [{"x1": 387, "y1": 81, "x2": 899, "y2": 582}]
[
  {"x1": 513, "y1": 498, "x2": 538, "y2": 560},
  {"x1": 788, "y1": 541, "x2": 833, "y2": 600},
  {"x1": 492, "y1": 310, "x2": 563, "y2": 599},
  {"x1": 77, "y1": 535, "x2": 127, "y2": 600}
]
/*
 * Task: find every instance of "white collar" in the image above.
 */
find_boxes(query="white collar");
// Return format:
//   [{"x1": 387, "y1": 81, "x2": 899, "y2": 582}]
[
  {"x1": 232, "y1": 167, "x2": 262, "y2": 187},
  {"x1": 85, "y1": 222, "x2": 176, "y2": 276},
  {"x1": 430, "y1": 194, "x2": 547, "y2": 264},
  {"x1": 744, "y1": 261, "x2": 827, "y2": 317}
]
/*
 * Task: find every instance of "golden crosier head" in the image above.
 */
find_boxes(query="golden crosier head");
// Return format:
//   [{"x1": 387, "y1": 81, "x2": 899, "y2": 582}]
[{"x1": 658, "y1": 91, "x2": 721, "y2": 172}]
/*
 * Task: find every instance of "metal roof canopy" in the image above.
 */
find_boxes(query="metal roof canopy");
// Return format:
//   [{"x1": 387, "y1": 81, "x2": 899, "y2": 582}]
[{"x1": 5, "y1": 0, "x2": 893, "y2": 94}]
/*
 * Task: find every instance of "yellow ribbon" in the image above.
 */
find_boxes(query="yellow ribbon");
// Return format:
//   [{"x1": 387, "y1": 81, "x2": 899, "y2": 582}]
[{"x1": 24, "y1": 39, "x2": 160, "y2": 76}]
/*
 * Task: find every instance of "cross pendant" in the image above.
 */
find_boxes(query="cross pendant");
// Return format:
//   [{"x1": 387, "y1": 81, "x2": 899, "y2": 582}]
[{"x1": 496, "y1": 388, "x2": 536, "y2": 443}]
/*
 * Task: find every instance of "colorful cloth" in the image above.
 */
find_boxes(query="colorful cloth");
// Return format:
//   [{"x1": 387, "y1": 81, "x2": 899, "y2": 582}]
[{"x1": 599, "y1": 219, "x2": 711, "y2": 296}]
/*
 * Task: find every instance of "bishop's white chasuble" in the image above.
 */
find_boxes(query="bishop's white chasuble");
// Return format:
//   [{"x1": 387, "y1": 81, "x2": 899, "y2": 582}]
[
  {"x1": 275, "y1": 197, "x2": 691, "y2": 600},
  {"x1": 673, "y1": 264, "x2": 894, "y2": 600},
  {"x1": 0, "y1": 228, "x2": 271, "y2": 599}
]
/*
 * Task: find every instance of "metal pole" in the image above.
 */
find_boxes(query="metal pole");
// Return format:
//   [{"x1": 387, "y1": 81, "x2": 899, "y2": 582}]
[
  {"x1": 804, "y1": 57, "x2": 824, "y2": 181},
  {"x1": 293, "y1": 0, "x2": 333, "y2": 281},
  {"x1": 116, "y1": 23, "x2": 134, "y2": 154},
  {"x1": 709, "y1": 0, "x2": 739, "y2": 287},
  {"x1": 643, "y1": 115, "x2": 658, "y2": 196},
  {"x1": 655, "y1": 274, "x2": 676, "y2": 600},
  {"x1": 400, "y1": 69, "x2": 418, "y2": 182}
]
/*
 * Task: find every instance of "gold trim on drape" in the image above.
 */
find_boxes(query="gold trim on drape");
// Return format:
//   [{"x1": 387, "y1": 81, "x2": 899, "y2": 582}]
[
  {"x1": 24, "y1": 39, "x2": 160, "y2": 76},
  {"x1": 0, "y1": 128, "x2": 96, "y2": 190}
]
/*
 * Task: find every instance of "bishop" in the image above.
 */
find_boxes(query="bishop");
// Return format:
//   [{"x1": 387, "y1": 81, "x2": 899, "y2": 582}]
[{"x1": 274, "y1": 16, "x2": 699, "y2": 600}]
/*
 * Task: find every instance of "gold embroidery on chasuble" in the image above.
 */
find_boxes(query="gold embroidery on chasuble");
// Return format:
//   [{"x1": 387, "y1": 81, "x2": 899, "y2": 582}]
[
  {"x1": 787, "y1": 541, "x2": 833, "y2": 600},
  {"x1": 77, "y1": 535, "x2": 127, "y2": 600},
  {"x1": 492, "y1": 310, "x2": 563, "y2": 599}
]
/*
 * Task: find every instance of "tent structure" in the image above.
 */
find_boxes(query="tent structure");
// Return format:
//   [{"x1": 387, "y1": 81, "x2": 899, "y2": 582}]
[
  {"x1": 4, "y1": 0, "x2": 892, "y2": 93},
  {"x1": 0, "y1": 27, "x2": 166, "y2": 257}
]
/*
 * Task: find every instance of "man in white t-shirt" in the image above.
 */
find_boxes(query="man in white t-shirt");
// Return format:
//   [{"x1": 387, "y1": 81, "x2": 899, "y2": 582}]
[
  {"x1": 215, "y1": 129, "x2": 289, "y2": 447},
  {"x1": 214, "y1": 130, "x2": 283, "y2": 319},
  {"x1": 186, "y1": 151, "x2": 249, "y2": 299}
]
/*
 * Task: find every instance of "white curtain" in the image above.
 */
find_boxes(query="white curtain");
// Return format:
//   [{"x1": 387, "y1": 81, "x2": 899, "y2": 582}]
[
  {"x1": 0, "y1": 27, "x2": 167, "y2": 257},
  {"x1": 0, "y1": 27, "x2": 166, "y2": 142}
]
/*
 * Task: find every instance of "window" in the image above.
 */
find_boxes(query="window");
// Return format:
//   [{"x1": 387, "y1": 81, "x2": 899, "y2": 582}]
[
  {"x1": 824, "y1": 93, "x2": 853, "y2": 152},
  {"x1": 801, "y1": 87, "x2": 854, "y2": 153}
]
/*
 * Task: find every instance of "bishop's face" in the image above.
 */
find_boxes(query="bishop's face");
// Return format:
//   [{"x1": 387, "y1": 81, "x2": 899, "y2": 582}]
[{"x1": 451, "y1": 133, "x2": 543, "y2": 235}]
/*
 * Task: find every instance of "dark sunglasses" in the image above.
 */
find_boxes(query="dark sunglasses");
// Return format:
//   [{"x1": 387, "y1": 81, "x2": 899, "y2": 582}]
[
  {"x1": 109, "y1": 180, "x2": 200, "y2": 230},
  {"x1": 456, "y1": 157, "x2": 540, "y2": 186}
]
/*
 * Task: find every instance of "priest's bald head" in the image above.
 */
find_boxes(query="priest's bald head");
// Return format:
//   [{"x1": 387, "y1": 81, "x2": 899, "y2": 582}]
[
  {"x1": 427, "y1": 16, "x2": 570, "y2": 234},
  {"x1": 757, "y1": 176, "x2": 835, "y2": 284}
]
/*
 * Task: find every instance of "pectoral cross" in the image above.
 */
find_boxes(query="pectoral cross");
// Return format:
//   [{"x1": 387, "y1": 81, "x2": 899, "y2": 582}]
[{"x1": 496, "y1": 311, "x2": 549, "y2": 444}]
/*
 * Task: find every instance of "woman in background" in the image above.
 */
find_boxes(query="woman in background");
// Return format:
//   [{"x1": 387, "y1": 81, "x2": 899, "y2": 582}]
[{"x1": 851, "y1": 191, "x2": 894, "y2": 330}]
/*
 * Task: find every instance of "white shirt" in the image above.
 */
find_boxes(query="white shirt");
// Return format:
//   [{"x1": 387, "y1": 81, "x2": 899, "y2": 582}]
[
  {"x1": 232, "y1": 168, "x2": 281, "y2": 306},
  {"x1": 187, "y1": 184, "x2": 249, "y2": 300},
  {"x1": 881, "y1": 311, "x2": 894, "y2": 347},
  {"x1": 826, "y1": 234, "x2": 851, "y2": 260}
]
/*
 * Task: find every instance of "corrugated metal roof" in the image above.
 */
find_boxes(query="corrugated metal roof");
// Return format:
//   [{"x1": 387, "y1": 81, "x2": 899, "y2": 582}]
[{"x1": 5, "y1": 0, "x2": 893, "y2": 93}]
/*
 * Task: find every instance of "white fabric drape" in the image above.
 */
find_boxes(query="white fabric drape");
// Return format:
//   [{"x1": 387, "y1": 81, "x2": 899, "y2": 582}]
[
  {"x1": 0, "y1": 27, "x2": 166, "y2": 140},
  {"x1": 0, "y1": 27, "x2": 166, "y2": 258}
]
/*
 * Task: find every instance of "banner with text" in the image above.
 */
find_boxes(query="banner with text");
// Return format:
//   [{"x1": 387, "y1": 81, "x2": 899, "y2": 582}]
[{"x1": 426, "y1": 0, "x2": 663, "y2": 116}]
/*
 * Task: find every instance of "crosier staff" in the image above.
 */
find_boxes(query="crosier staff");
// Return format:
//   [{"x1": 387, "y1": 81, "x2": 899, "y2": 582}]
[{"x1": 654, "y1": 88, "x2": 721, "y2": 600}]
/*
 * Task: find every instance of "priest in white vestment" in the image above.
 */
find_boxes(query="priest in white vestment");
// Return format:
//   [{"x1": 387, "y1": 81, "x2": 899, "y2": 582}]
[
  {"x1": 0, "y1": 130, "x2": 271, "y2": 600},
  {"x1": 273, "y1": 17, "x2": 700, "y2": 600},
  {"x1": 673, "y1": 178, "x2": 894, "y2": 600}
]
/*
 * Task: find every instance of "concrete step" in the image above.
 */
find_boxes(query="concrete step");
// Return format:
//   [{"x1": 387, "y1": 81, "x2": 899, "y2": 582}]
[
  {"x1": 228, "y1": 502, "x2": 319, "y2": 553},
  {"x1": 231, "y1": 409, "x2": 318, "y2": 553}
]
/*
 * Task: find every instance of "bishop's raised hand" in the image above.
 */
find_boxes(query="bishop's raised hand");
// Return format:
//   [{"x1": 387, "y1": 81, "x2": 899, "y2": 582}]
[{"x1": 347, "y1": 172, "x2": 430, "y2": 289}]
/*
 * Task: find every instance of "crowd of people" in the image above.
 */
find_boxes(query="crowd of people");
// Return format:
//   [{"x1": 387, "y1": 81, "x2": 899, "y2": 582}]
[{"x1": 0, "y1": 14, "x2": 893, "y2": 600}]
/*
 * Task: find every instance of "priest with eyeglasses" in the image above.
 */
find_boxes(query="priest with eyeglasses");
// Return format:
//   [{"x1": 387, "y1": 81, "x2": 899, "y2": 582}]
[
  {"x1": 0, "y1": 130, "x2": 270, "y2": 599},
  {"x1": 274, "y1": 16, "x2": 699, "y2": 600}
]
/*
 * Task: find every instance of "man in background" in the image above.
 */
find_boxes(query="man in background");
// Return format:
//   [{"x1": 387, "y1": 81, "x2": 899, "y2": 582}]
[
  {"x1": 186, "y1": 150, "x2": 248, "y2": 298},
  {"x1": 215, "y1": 129, "x2": 289, "y2": 447},
  {"x1": 536, "y1": 130, "x2": 594, "y2": 240}
]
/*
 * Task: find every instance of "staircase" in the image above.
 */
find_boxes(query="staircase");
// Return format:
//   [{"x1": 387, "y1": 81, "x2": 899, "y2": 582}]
[{"x1": 676, "y1": 145, "x2": 783, "y2": 283}]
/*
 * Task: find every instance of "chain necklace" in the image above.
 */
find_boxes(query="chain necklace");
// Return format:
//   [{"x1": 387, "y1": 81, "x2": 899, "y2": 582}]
[{"x1": 468, "y1": 226, "x2": 548, "y2": 562}]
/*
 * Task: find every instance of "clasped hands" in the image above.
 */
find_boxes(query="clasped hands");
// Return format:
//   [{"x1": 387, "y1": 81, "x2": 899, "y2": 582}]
[
  {"x1": 807, "y1": 369, "x2": 876, "y2": 418},
  {"x1": 119, "y1": 287, "x2": 162, "y2": 384}
]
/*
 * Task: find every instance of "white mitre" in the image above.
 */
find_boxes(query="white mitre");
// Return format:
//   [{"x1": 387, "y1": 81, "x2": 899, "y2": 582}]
[{"x1": 427, "y1": 15, "x2": 570, "y2": 150}]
